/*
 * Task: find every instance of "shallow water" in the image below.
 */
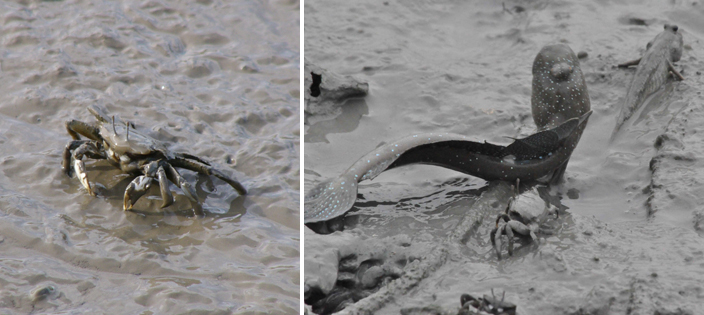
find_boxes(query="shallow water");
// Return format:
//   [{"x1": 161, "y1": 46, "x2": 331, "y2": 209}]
[
  {"x1": 0, "y1": 0, "x2": 299, "y2": 313},
  {"x1": 305, "y1": 0, "x2": 704, "y2": 313}
]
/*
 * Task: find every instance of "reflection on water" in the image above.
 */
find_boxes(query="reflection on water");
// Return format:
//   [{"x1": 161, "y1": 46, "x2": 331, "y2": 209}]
[{"x1": 0, "y1": 0, "x2": 299, "y2": 313}]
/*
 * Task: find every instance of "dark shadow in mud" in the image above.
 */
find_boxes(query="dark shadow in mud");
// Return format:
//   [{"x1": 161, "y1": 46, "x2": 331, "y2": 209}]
[
  {"x1": 305, "y1": 98, "x2": 369, "y2": 143},
  {"x1": 125, "y1": 193, "x2": 247, "y2": 219},
  {"x1": 310, "y1": 72, "x2": 322, "y2": 97},
  {"x1": 617, "y1": 14, "x2": 656, "y2": 26}
]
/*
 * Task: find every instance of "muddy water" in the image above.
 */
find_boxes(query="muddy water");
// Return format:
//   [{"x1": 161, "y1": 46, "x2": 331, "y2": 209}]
[
  {"x1": 305, "y1": 0, "x2": 704, "y2": 313},
  {"x1": 0, "y1": 0, "x2": 299, "y2": 313}
]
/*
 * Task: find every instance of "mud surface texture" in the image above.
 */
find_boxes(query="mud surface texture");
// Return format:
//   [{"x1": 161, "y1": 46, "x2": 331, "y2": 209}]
[
  {"x1": 0, "y1": 0, "x2": 300, "y2": 314},
  {"x1": 304, "y1": 61, "x2": 369, "y2": 118},
  {"x1": 305, "y1": 0, "x2": 704, "y2": 314}
]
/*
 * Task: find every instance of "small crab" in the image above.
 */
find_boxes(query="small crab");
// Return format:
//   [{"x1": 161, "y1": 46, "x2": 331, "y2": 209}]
[
  {"x1": 490, "y1": 180, "x2": 558, "y2": 259},
  {"x1": 460, "y1": 289, "x2": 517, "y2": 315},
  {"x1": 62, "y1": 105, "x2": 247, "y2": 215}
]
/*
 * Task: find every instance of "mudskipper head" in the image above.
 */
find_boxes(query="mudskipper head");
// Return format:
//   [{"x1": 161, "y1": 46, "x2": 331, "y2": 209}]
[
  {"x1": 664, "y1": 24, "x2": 684, "y2": 62},
  {"x1": 531, "y1": 44, "x2": 591, "y2": 130},
  {"x1": 651, "y1": 24, "x2": 683, "y2": 61}
]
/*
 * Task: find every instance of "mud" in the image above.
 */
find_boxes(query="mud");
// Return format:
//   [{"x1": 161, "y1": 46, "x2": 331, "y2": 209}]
[
  {"x1": 0, "y1": 0, "x2": 299, "y2": 313},
  {"x1": 304, "y1": 61, "x2": 369, "y2": 118},
  {"x1": 304, "y1": 0, "x2": 704, "y2": 314}
]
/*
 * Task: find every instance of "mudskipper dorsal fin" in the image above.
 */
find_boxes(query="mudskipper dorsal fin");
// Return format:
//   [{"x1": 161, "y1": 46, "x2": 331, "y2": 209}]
[{"x1": 499, "y1": 110, "x2": 591, "y2": 160}]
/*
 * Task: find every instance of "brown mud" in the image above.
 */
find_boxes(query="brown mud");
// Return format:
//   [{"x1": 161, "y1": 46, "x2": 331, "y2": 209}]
[{"x1": 0, "y1": 0, "x2": 300, "y2": 313}]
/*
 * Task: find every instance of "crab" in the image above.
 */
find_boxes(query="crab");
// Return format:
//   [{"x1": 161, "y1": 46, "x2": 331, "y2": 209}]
[
  {"x1": 490, "y1": 180, "x2": 558, "y2": 259},
  {"x1": 62, "y1": 105, "x2": 247, "y2": 215},
  {"x1": 460, "y1": 289, "x2": 517, "y2": 315}
]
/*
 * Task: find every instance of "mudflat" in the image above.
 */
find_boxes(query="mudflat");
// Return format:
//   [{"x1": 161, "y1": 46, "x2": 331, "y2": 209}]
[
  {"x1": 304, "y1": 0, "x2": 704, "y2": 313},
  {"x1": 0, "y1": 0, "x2": 299, "y2": 313}
]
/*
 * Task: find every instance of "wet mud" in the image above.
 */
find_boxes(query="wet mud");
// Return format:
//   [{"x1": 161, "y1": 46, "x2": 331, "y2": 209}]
[
  {"x1": 0, "y1": 0, "x2": 299, "y2": 313},
  {"x1": 304, "y1": 61, "x2": 369, "y2": 118},
  {"x1": 305, "y1": 0, "x2": 704, "y2": 314}
]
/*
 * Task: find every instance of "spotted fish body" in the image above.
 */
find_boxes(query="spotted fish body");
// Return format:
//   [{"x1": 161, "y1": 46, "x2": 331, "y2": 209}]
[
  {"x1": 305, "y1": 44, "x2": 592, "y2": 224},
  {"x1": 532, "y1": 44, "x2": 591, "y2": 130},
  {"x1": 500, "y1": 116, "x2": 584, "y2": 160},
  {"x1": 305, "y1": 111, "x2": 591, "y2": 223},
  {"x1": 614, "y1": 24, "x2": 683, "y2": 133},
  {"x1": 530, "y1": 44, "x2": 591, "y2": 183}
]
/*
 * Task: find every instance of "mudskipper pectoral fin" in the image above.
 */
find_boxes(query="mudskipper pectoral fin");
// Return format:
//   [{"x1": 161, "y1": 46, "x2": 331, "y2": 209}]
[
  {"x1": 618, "y1": 58, "x2": 641, "y2": 68},
  {"x1": 667, "y1": 60, "x2": 685, "y2": 81}
]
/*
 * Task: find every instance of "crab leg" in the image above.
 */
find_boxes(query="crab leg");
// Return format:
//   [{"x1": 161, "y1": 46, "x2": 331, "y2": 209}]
[
  {"x1": 162, "y1": 163, "x2": 203, "y2": 216},
  {"x1": 65, "y1": 120, "x2": 102, "y2": 141},
  {"x1": 667, "y1": 60, "x2": 685, "y2": 81},
  {"x1": 174, "y1": 153, "x2": 212, "y2": 166},
  {"x1": 617, "y1": 58, "x2": 641, "y2": 68},
  {"x1": 162, "y1": 163, "x2": 198, "y2": 203},
  {"x1": 490, "y1": 214, "x2": 509, "y2": 260},
  {"x1": 139, "y1": 160, "x2": 175, "y2": 209},
  {"x1": 123, "y1": 176, "x2": 154, "y2": 211},
  {"x1": 505, "y1": 221, "x2": 515, "y2": 256},
  {"x1": 63, "y1": 140, "x2": 91, "y2": 176},
  {"x1": 156, "y1": 165, "x2": 174, "y2": 208},
  {"x1": 491, "y1": 226, "x2": 503, "y2": 260},
  {"x1": 507, "y1": 220, "x2": 538, "y2": 243},
  {"x1": 74, "y1": 159, "x2": 92, "y2": 196},
  {"x1": 71, "y1": 142, "x2": 103, "y2": 196},
  {"x1": 170, "y1": 157, "x2": 247, "y2": 195}
]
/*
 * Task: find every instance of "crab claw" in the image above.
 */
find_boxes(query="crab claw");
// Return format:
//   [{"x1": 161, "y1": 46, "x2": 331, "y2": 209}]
[
  {"x1": 124, "y1": 176, "x2": 153, "y2": 211},
  {"x1": 73, "y1": 159, "x2": 93, "y2": 196},
  {"x1": 507, "y1": 220, "x2": 535, "y2": 241},
  {"x1": 460, "y1": 293, "x2": 480, "y2": 309},
  {"x1": 490, "y1": 225, "x2": 503, "y2": 260}
]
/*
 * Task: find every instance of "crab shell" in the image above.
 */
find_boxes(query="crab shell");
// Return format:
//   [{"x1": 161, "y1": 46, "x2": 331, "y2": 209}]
[
  {"x1": 89, "y1": 105, "x2": 173, "y2": 157},
  {"x1": 98, "y1": 122, "x2": 171, "y2": 157},
  {"x1": 508, "y1": 187, "x2": 551, "y2": 224}
]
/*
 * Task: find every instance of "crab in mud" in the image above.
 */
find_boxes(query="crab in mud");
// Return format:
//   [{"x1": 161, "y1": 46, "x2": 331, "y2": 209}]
[
  {"x1": 62, "y1": 105, "x2": 247, "y2": 215},
  {"x1": 460, "y1": 289, "x2": 517, "y2": 315},
  {"x1": 490, "y1": 181, "x2": 558, "y2": 259}
]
